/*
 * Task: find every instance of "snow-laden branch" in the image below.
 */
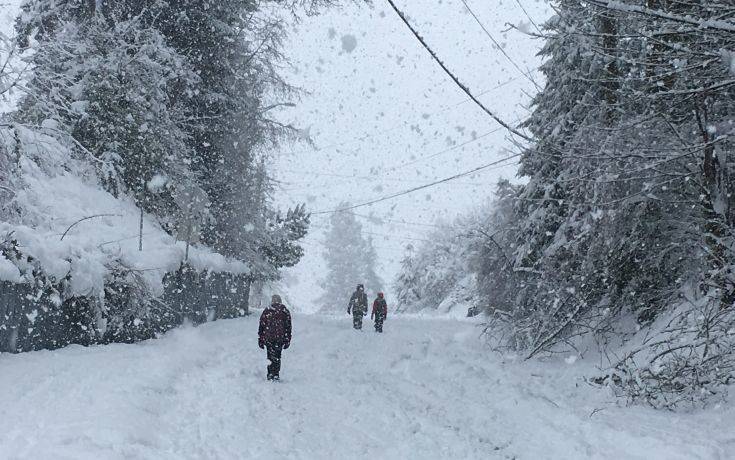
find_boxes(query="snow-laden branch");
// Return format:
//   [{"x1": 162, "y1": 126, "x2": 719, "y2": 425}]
[
  {"x1": 60, "y1": 214, "x2": 122, "y2": 241},
  {"x1": 586, "y1": 0, "x2": 735, "y2": 33}
]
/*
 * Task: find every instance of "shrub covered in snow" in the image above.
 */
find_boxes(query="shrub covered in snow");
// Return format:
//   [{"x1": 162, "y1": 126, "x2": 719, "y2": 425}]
[{"x1": 394, "y1": 208, "x2": 490, "y2": 316}]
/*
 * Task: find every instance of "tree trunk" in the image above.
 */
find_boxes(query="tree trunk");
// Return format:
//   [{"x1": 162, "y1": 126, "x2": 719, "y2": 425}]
[
  {"x1": 598, "y1": 10, "x2": 619, "y2": 122},
  {"x1": 696, "y1": 101, "x2": 733, "y2": 309},
  {"x1": 138, "y1": 208, "x2": 144, "y2": 252}
]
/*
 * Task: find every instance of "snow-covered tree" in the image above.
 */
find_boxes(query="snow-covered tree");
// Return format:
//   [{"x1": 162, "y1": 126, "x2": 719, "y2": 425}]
[
  {"x1": 1, "y1": 0, "x2": 331, "y2": 351},
  {"x1": 395, "y1": 244, "x2": 420, "y2": 311},
  {"x1": 394, "y1": 213, "x2": 487, "y2": 315},
  {"x1": 363, "y1": 237, "x2": 384, "y2": 295},
  {"x1": 318, "y1": 206, "x2": 383, "y2": 311},
  {"x1": 16, "y1": 0, "x2": 320, "y2": 271},
  {"x1": 476, "y1": 1, "x2": 735, "y2": 407},
  {"x1": 16, "y1": 16, "x2": 200, "y2": 223}
]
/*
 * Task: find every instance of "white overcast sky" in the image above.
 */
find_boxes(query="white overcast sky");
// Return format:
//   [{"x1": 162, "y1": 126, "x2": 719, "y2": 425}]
[{"x1": 272, "y1": 0, "x2": 553, "y2": 310}]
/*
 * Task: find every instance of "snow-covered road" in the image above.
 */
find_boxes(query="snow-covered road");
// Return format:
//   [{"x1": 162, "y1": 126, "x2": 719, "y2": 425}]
[{"x1": 1, "y1": 315, "x2": 733, "y2": 459}]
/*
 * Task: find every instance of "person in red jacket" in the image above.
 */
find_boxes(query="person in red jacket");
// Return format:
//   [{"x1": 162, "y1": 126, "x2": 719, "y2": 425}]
[
  {"x1": 258, "y1": 294, "x2": 292, "y2": 381},
  {"x1": 371, "y1": 292, "x2": 388, "y2": 333}
]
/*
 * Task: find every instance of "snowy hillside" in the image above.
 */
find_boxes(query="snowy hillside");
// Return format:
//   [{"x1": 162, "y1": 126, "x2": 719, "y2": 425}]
[{"x1": 2, "y1": 314, "x2": 733, "y2": 459}]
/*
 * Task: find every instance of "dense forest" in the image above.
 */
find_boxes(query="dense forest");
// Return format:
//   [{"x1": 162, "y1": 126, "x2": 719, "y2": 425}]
[{"x1": 395, "y1": 1, "x2": 735, "y2": 408}]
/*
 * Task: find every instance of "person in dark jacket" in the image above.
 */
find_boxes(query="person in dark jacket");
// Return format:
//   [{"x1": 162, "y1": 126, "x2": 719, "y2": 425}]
[
  {"x1": 371, "y1": 292, "x2": 388, "y2": 333},
  {"x1": 258, "y1": 294, "x2": 292, "y2": 381},
  {"x1": 347, "y1": 284, "x2": 368, "y2": 330}
]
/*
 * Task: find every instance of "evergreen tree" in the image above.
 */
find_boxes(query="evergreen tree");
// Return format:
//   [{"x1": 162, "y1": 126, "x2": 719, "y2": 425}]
[
  {"x1": 318, "y1": 206, "x2": 382, "y2": 311},
  {"x1": 476, "y1": 1, "x2": 735, "y2": 406},
  {"x1": 23, "y1": 17, "x2": 198, "y2": 214},
  {"x1": 393, "y1": 214, "x2": 486, "y2": 314},
  {"x1": 395, "y1": 244, "x2": 419, "y2": 312},
  {"x1": 3, "y1": 0, "x2": 330, "y2": 350},
  {"x1": 15, "y1": 0, "x2": 317, "y2": 274},
  {"x1": 363, "y1": 237, "x2": 384, "y2": 295}
]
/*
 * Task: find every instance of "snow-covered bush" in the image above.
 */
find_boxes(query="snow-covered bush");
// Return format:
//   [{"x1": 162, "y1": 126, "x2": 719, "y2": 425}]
[
  {"x1": 0, "y1": 127, "x2": 252, "y2": 352},
  {"x1": 605, "y1": 290, "x2": 735, "y2": 408},
  {"x1": 394, "y1": 209, "x2": 490, "y2": 315}
]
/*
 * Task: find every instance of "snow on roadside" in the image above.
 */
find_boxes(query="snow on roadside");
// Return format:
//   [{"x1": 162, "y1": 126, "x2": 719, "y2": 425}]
[
  {"x1": 0, "y1": 315, "x2": 732, "y2": 459},
  {"x1": 1, "y1": 5, "x2": 248, "y2": 296},
  {"x1": 1, "y1": 126, "x2": 248, "y2": 295}
]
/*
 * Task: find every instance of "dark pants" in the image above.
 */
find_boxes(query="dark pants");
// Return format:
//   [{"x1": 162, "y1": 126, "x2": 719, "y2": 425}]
[
  {"x1": 374, "y1": 315, "x2": 385, "y2": 333},
  {"x1": 353, "y1": 312, "x2": 364, "y2": 330},
  {"x1": 265, "y1": 342, "x2": 284, "y2": 380}
]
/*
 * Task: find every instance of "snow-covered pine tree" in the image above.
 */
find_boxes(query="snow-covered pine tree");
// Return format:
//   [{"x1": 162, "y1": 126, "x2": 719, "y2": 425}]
[
  {"x1": 395, "y1": 244, "x2": 419, "y2": 312},
  {"x1": 16, "y1": 0, "x2": 319, "y2": 277},
  {"x1": 487, "y1": 0, "x2": 631, "y2": 352},
  {"x1": 15, "y1": 13, "x2": 201, "y2": 221},
  {"x1": 363, "y1": 237, "x2": 384, "y2": 296},
  {"x1": 143, "y1": 0, "x2": 315, "y2": 280},
  {"x1": 145, "y1": 1, "x2": 292, "y2": 258},
  {"x1": 318, "y1": 206, "x2": 382, "y2": 311}
]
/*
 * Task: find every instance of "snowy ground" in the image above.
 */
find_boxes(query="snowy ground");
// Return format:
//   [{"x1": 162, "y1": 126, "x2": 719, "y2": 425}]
[{"x1": 1, "y1": 314, "x2": 733, "y2": 459}]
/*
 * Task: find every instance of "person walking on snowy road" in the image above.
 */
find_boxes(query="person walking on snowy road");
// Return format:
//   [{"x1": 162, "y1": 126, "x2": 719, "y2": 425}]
[
  {"x1": 347, "y1": 284, "x2": 368, "y2": 330},
  {"x1": 371, "y1": 292, "x2": 388, "y2": 333},
  {"x1": 258, "y1": 294, "x2": 292, "y2": 381}
]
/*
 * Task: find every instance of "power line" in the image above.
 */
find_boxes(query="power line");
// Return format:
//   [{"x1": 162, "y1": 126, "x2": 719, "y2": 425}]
[
  {"x1": 299, "y1": 238, "x2": 408, "y2": 256},
  {"x1": 280, "y1": 70, "x2": 537, "y2": 158},
  {"x1": 309, "y1": 221, "x2": 434, "y2": 244},
  {"x1": 345, "y1": 212, "x2": 463, "y2": 232},
  {"x1": 277, "y1": 124, "x2": 521, "y2": 193},
  {"x1": 387, "y1": 119, "x2": 525, "y2": 171},
  {"x1": 366, "y1": 230, "x2": 433, "y2": 243},
  {"x1": 311, "y1": 209, "x2": 449, "y2": 228},
  {"x1": 459, "y1": 0, "x2": 541, "y2": 90},
  {"x1": 312, "y1": 154, "x2": 521, "y2": 215},
  {"x1": 346, "y1": 212, "x2": 446, "y2": 228},
  {"x1": 386, "y1": 0, "x2": 533, "y2": 143},
  {"x1": 278, "y1": 170, "x2": 489, "y2": 187},
  {"x1": 388, "y1": 130, "x2": 495, "y2": 171}
]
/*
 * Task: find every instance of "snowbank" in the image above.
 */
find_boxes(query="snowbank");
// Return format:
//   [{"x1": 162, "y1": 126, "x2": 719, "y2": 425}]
[{"x1": 1, "y1": 126, "x2": 248, "y2": 296}]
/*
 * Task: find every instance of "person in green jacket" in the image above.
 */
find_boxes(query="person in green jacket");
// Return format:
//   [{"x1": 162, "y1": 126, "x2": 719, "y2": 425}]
[{"x1": 347, "y1": 284, "x2": 368, "y2": 330}]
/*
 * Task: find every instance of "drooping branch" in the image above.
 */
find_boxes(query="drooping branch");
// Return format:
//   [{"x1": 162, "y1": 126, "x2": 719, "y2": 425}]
[
  {"x1": 60, "y1": 214, "x2": 121, "y2": 241},
  {"x1": 586, "y1": 0, "x2": 735, "y2": 33}
]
